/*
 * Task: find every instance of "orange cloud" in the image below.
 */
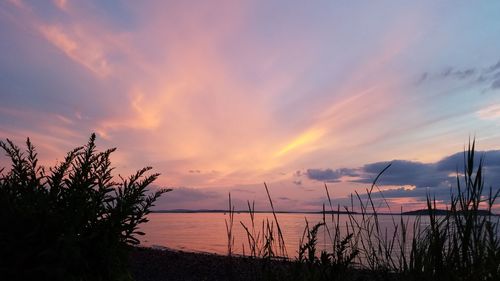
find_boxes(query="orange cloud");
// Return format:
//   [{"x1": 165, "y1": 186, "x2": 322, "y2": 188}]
[{"x1": 275, "y1": 128, "x2": 325, "y2": 157}]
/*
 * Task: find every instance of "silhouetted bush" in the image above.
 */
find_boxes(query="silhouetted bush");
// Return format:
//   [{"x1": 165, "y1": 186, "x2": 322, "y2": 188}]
[{"x1": 0, "y1": 134, "x2": 170, "y2": 281}]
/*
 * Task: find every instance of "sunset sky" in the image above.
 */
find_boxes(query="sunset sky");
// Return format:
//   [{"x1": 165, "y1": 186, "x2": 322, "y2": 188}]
[{"x1": 1, "y1": 0, "x2": 500, "y2": 211}]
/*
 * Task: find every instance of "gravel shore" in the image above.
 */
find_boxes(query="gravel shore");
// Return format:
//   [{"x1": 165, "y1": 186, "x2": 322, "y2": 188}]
[
  {"x1": 130, "y1": 247, "x2": 285, "y2": 281},
  {"x1": 129, "y1": 247, "x2": 378, "y2": 281}
]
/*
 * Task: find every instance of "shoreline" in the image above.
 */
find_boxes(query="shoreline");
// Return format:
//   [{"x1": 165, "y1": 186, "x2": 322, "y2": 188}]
[
  {"x1": 129, "y1": 246, "x2": 379, "y2": 281},
  {"x1": 151, "y1": 209, "x2": 499, "y2": 216},
  {"x1": 129, "y1": 246, "x2": 283, "y2": 281}
]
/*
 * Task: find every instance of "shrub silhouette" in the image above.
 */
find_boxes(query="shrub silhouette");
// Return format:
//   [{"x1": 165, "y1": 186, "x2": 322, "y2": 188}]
[{"x1": 0, "y1": 134, "x2": 170, "y2": 281}]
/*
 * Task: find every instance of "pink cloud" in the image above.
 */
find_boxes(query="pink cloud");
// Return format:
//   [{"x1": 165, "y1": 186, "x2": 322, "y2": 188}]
[{"x1": 38, "y1": 24, "x2": 112, "y2": 77}]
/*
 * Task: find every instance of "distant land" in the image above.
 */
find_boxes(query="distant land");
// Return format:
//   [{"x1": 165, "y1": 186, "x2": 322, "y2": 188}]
[
  {"x1": 400, "y1": 209, "x2": 497, "y2": 216},
  {"x1": 152, "y1": 209, "x2": 357, "y2": 214},
  {"x1": 152, "y1": 209, "x2": 499, "y2": 216}
]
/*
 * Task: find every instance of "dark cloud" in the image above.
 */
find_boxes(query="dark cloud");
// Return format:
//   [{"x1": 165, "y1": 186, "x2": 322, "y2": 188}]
[
  {"x1": 486, "y1": 60, "x2": 500, "y2": 73},
  {"x1": 188, "y1": 169, "x2": 201, "y2": 173},
  {"x1": 435, "y1": 152, "x2": 466, "y2": 172},
  {"x1": 339, "y1": 168, "x2": 359, "y2": 177},
  {"x1": 294, "y1": 170, "x2": 303, "y2": 177},
  {"x1": 436, "y1": 150, "x2": 500, "y2": 171},
  {"x1": 417, "y1": 60, "x2": 500, "y2": 91},
  {"x1": 152, "y1": 186, "x2": 262, "y2": 210},
  {"x1": 307, "y1": 150, "x2": 500, "y2": 202},
  {"x1": 424, "y1": 67, "x2": 477, "y2": 82},
  {"x1": 307, "y1": 169, "x2": 341, "y2": 182},
  {"x1": 417, "y1": 72, "x2": 428, "y2": 84},
  {"x1": 368, "y1": 186, "x2": 451, "y2": 201},
  {"x1": 435, "y1": 67, "x2": 476, "y2": 80},
  {"x1": 455, "y1": 69, "x2": 476, "y2": 79},
  {"x1": 302, "y1": 196, "x2": 357, "y2": 210},
  {"x1": 357, "y1": 150, "x2": 500, "y2": 189},
  {"x1": 292, "y1": 180, "x2": 302, "y2": 186},
  {"x1": 306, "y1": 168, "x2": 358, "y2": 182},
  {"x1": 232, "y1": 188, "x2": 256, "y2": 194},
  {"x1": 491, "y1": 78, "x2": 500, "y2": 90},
  {"x1": 155, "y1": 187, "x2": 222, "y2": 204},
  {"x1": 356, "y1": 160, "x2": 445, "y2": 188}
]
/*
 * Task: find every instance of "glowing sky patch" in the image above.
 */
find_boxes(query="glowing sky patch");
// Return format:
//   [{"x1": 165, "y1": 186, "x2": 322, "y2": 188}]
[{"x1": 1, "y1": 0, "x2": 500, "y2": 211}]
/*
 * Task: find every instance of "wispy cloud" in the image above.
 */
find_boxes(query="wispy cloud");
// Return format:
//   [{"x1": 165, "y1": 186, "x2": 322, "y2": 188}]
[
  {"x1": 417, "y1": 59, "x2": 500, "y2": 92},
  {"x1": 1, "y1": 1, "x2": 500, "y2": 211},
  {"x1": 478, "y1": 104, "x2": 500, "y2": 120},
  {"x1": 38, "y1": 24, "x2": 112, "y2": 77}
]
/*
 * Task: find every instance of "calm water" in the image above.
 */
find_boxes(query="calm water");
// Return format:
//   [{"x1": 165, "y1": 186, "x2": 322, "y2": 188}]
[{"x1": 139, "y1": 212, "x2": 426, "y2": 256}]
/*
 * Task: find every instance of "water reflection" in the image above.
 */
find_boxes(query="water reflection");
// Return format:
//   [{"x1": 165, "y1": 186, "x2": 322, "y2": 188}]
[{"x1": 139, "y1": 213, "x2": 428, "y2": 257}]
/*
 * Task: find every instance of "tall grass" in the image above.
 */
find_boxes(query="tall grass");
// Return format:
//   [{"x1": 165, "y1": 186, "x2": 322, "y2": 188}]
[
  {"x1": 226, "y1": 139, "x2": 500, "y2": 280},
  {"x1": 236, "y1": 183, "x2": 287, "y2": 260},
  {"x1": 398, "y1": 139, "x2": 500, "y2": 280},
  {"x1": 225, "y1": 193, "x2": 235, "y2": 256}
]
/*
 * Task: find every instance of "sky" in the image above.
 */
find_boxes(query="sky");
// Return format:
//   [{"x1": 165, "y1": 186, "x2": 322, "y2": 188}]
[{"x1": 1, "y1": 0, "x2": 500, "y2": 212}]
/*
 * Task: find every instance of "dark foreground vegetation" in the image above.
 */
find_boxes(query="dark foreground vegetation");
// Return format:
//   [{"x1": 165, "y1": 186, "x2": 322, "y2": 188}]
[
  {"x1": 222, "y1": 140, "x2": 500, "y2": 281},
  {"x1": 0, "y1": 134, "x2": 170, "y2": 281},
  {"x1": 1, "y1": 135, "x2": 499, "y2": 281}
]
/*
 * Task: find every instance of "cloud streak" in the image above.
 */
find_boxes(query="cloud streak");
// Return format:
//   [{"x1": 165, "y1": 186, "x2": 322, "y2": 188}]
[{"x1": 1, "y1": 1, "x2": 500, "y2": 211}]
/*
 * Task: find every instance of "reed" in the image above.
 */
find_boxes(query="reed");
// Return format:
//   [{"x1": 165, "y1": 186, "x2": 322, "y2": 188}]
[
  {"x1": 225, "y1": 193, "x2": 235, "y2": 257},
  {"x1": 226, "y1": 139, "x2": 500, "y2": 280},
  {"x1": 237, "y1": 183, "x2": 288, "y2": 260}
]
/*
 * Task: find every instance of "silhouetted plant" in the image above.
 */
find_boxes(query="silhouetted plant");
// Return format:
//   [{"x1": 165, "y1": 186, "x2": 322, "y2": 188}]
[
  {"x1": 345, "y1": 139, "x2": 500, "y2": 280},
  {"x1": 237, "y1": 183, "x2": 288, "y2": 262},
  {"x1": 225, "y1": 193, "x2": 235, "y2": 256},
  {"x1": 0, "y1": 134, "x2": 170, "y2": 281},
  {"x1": 402, "y1": 139, "x2": 500, "y2": 280},
  {"x1": 298, "y1": 220, "x2": 323, "y2": 265},
  {"x1": 232, "y1": 139, "x2": 499, "y2": 281}
]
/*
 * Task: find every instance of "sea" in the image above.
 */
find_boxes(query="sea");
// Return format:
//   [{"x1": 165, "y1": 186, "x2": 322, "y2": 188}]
[{"x1": 138, "y1": 212, "x2": 427, "y2": 257}]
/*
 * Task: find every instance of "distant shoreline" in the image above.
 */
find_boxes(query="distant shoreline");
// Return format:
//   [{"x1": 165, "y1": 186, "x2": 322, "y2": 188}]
[
  {"x1": 151, "y1": 209, "x2": 499, "y2": 216},
  {"x1": 151, "y1": 209, "x2": 356, "y2": 214}
]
